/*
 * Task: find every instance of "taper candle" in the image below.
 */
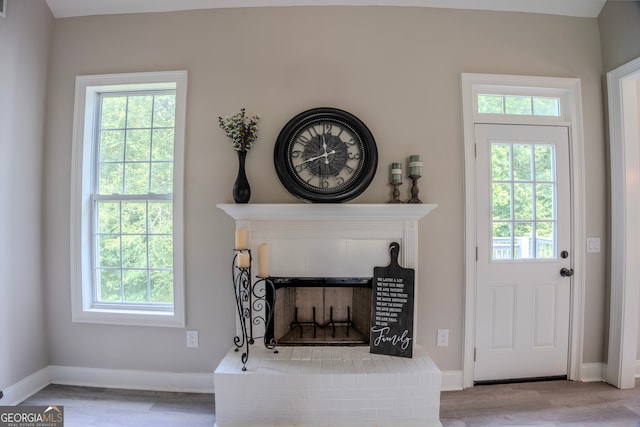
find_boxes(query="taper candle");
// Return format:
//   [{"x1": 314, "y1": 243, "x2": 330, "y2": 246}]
[
  {"x1": 257, "y1": 243, "x2": 270, "y2": 277},
  {"x1": 235, "y1": 228, "x2": 247, "y2": 250}
]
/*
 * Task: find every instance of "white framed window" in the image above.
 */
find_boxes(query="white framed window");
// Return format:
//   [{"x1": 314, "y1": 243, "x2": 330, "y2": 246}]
[
  {"x1": 70, "y1": 71, "x2": 187, "y2": 327},
  {"x1": 470, "y1": 79, "x2": 569, "y2": 126}
]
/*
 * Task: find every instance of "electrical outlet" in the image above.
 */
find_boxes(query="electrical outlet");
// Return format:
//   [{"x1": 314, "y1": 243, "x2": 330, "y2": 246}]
[
  {"x1": 186, "y1": 330, "x2": 199, "y2": 348},
  {"x1": 437, "y1": 329, "x2": 449, "y2": 347}
]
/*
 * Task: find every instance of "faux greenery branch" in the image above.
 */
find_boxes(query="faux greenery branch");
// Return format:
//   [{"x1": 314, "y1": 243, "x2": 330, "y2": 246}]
[{"x1": 218, "y1": 108, "x2": 261, "y2": 151}]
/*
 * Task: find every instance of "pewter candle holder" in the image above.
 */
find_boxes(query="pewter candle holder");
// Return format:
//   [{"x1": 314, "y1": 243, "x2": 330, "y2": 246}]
[
  {"x1": 407, "y1": 175, "x2": 422, "y2": 204},
  {"x1": 388, "y1": 182, "x2": 403, "y2": 203}
]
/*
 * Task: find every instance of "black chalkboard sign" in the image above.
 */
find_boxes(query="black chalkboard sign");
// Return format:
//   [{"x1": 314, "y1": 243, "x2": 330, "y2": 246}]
[{"x1": 370, "y1": 242, "x2": 415, "y2": 358}]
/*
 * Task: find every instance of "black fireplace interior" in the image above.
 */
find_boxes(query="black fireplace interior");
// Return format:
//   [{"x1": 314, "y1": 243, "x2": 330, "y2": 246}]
[{"x1": 266, "y1": 277, "x2": 372, "y2": 346}]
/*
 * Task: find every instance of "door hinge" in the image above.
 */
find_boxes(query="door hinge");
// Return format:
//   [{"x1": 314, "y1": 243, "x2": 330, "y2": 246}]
[
  {"x1": 474, "y1": 143, "x2": 477, "y2": 158},
  {"x1": 476, "y1": 246, "x2": 478, "y2": 261},
  {"x1": 474, "y1": 347, "x2": 477, "y2": 362}
]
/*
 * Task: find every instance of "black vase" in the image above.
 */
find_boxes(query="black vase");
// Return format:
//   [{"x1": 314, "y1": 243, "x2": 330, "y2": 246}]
[{"x1": 233, "y1": 150, "x2": 251, "y2": 203}]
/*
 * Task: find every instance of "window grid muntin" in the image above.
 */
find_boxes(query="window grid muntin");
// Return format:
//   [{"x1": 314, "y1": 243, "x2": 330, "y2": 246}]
[
  {"x1": 491, "y1": 142, "x2": 557, "y2": 261},
  {"x1": 92, "y1": 90, "x2": 176, "y2": 307}
]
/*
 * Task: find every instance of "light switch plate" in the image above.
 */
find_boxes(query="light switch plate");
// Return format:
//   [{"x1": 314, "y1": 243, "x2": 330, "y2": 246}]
[{"x1": 587, "y1": 237, "x2": 601, "y2": 253}]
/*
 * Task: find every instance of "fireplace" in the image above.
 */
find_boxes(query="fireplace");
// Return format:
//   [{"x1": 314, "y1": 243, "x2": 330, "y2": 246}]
[
  {"x1": 269, "y1": 276, "x2": 372, "y2": 345},
  {"x1": 215, "y1": 203, "x2": 441, "y2": 427}
]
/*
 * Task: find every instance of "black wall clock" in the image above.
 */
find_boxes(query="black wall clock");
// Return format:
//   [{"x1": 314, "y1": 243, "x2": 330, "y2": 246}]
[{"x1": 274, "y1": 107, "x2": 378, "y2": 203}]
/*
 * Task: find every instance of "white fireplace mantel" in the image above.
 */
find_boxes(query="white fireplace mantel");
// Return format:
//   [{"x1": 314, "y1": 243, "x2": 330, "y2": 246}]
[
  {"x1": 217, "y1": 203, "x2": 437, "y2": 270},
  {"x1": 217, "y1": 203, "x2": 437, "y2": 222}
]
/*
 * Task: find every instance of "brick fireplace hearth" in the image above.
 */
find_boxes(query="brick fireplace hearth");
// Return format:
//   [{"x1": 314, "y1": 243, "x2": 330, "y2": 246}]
[{"x1": 216, "y1": 204, "x2": 440, "y2": 427}]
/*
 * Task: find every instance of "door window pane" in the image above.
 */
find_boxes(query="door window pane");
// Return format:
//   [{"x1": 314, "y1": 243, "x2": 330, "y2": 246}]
[{"x1": 491, "y1": 142, "x2": 557, "y2": 260}]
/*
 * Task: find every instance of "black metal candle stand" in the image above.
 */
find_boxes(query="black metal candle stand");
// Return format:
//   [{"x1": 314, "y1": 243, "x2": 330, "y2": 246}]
[{"x1": 232, "y1": 249, "x2": 277, "y2": 371}]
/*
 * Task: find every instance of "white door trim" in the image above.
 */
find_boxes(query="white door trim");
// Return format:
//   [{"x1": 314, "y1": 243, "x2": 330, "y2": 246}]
[
  {"x1": 461, "y1": 73, "x2": 586, "y2": 388},
  {"x1": 606, "y1": 57, "x2": 640, "y2": 389}
]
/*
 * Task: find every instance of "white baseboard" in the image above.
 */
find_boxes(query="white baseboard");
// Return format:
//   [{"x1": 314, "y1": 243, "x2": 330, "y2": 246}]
[
  {"x1": 49, "y1": 365, "x2": 214, "y2": 394},
  {"x1": 2, "y1": 366, "x2": 214, "y2": 405},
  {"x1": 440, "y1": 365, "x2": 609, "y2": 391},
  {"x1": 581, "y1": 362, "x2": 606, "y2": 382},
  {"x1": 1, "y1": 367, "x2": 51, "y2": 405},
  {"x1": 440, "y1": 370, "x2": 464, "y2": 391},
  {"x1": 9, "y1": 363, "x2": 608, "y2": 403}
]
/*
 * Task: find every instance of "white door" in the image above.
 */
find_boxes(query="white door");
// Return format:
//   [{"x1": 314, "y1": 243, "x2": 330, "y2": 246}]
[{"x1": 474, "y1": 124, "x2": 572, "y2": 382}]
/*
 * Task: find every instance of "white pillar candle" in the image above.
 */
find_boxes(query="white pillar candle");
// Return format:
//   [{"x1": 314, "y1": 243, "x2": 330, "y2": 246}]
[
  {"x1": 237, "y1": 252, "x2": 250, "y2": 268},
  {"x1": 257, "y1": 243, "x2": 270, "y2": 278},
  {"x1": 235, "y1": 228, "x2": 248, "y2": 250}
]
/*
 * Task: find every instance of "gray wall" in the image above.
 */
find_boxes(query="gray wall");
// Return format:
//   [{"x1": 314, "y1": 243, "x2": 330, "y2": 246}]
[
  {"x1": 598, "y1": 0, "x2": 640, "y2": 72},
  {"x1": 0, "y1": 0, "x2": 53, "y2": 391},
  {"x1": 42, "y1": 6, "x2": 606, "y2": 374},
  {"x1": 597, "y1": 0, "x2": 640, "y2": 361}
]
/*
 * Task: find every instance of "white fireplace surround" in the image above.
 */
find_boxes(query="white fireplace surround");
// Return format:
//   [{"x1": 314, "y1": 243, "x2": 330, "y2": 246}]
[{"x1": 215, "y1": 203, "x2": 441, "y2": 427}]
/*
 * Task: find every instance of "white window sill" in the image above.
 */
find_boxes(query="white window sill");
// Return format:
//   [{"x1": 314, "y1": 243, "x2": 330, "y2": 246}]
[{"x1": 72, "y1": 307, "x2": 185, "y2": 328}]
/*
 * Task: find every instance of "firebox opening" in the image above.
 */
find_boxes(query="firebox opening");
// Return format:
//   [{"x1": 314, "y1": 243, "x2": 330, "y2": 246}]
[{"x1": 268, "y1": 277, "x2": 372, "y2": 346}]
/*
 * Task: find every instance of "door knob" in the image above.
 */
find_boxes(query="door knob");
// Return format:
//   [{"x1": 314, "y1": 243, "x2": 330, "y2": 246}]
[{"x1": 560, "y1": 267, "x2": 574, "y2": 277}]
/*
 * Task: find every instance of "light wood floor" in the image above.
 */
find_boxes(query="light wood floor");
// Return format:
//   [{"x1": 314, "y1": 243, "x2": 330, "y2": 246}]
[
  {"x1": 440, "y1": 379, "x2": 640, "y2": 426},
  {"x1": 21, "y1": 384, "x2": 215, "y2": 427},
  {"x1": 21, "y1": 380, "x2": 640, "y2": 426}
]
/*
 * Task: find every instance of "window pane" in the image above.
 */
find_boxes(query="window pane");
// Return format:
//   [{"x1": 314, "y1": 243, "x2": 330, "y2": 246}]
[
  {"x1": 533, "y1": 97, "x2": 560, "y2": 116},
  {"x1": 122, "y1": 235, "x2": 147, "y2": 268},
  {"x1": 513, "y1": 145, "x2": 532, "y2": 181},
  {"x1": 149, "y1": 202, "x2": 173, "y2": 234},
  {"x1": 100, "y1": 130, "x2": 125, "y2": 162},
  {"x1": 124, "y1": 162, "x2": 150, "y2": 194},
  {"x1": 505, "y1": 96, "x2": 532, "y2": 115},
  {"x1": 536, "y1": 221, "x2": 555, "y2": 258},
  {"x1": 514, "y1": 222, "x2": 534, "y2": 259},
  {"x1": 152, "y1": 129, "x2": 174, "y2": 161},
  {"x1": 98, "y1": 269, "x2": 122, "y2": 302},
  {"x1": 492, "y1": 183, "x2": 512, "y2": 220},
  {"x1": 491, "y1": 144, "x2": 511, "y2": 181},
  {"x1": 150, "y1": 270, "x2": 173, "y2": 303},
  {"x1": 97, "y1": 201, "x2": 120, "y2": 234},
  {"x1": 99, "y1": 163, "x2": 123, "y2": 194},
  {"x1": 514, "y1": 183, "x2": 533, "y2": 219},
  {"x1": 122, "y1": 202, "x2": 147, "y2": 234},
  {"x1": 126, "y1": 129, "x2": 151, "y2": 162},
  {"x1": 126, "y1": 96, "x2": 153, "y2": 129},
  {"x1": 123, "y1": 269, "x2": 148, "y2": 303},
  {"x1": 150, "y1": 162, "x2": 173, "y2": 194},
  {"x1": 98, "y1": 235, "x2": 121, "y2": 268},
  {"x1": 536, "y1": 184, "x2": 554, "y2": 220},
  {"x1": 153, "y1": 95, "x2": 176, "y2": 128},
  {"x1": 492, "y1": 222, "x2": 512, "y2": 260},
  {"x1": 101, "y1": 97, "x2": 127, "y2": 129},
  {"x1": 149, "y1": 235, "x2": 173, "y2": 268},
  {"x1": 478, "y1": 95, "x2": 504, "y2": 114},
  {"x1": 535, "y1": 145, "x2": 554, "y2": 181}
]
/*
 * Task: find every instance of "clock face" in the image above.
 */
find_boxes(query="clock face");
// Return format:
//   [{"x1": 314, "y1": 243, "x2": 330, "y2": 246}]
[{"x1": 274, "y1": 108, "x2": 378, "y2": 203}]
